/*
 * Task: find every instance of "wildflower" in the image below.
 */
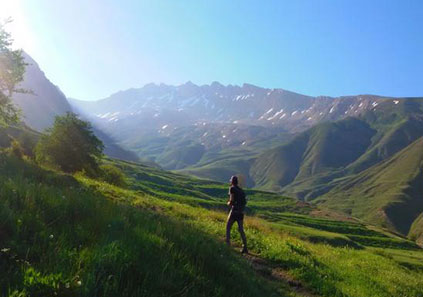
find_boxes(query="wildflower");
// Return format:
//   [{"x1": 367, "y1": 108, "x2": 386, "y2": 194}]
[
  {"x1": 49, "y1": 234, "x2": 54, "y2": 239},
  {"x1": 1, "y1": 248, "x2": 10, "y2": 253},
  {"x1": 65, "y1": 283, "x2": 70, "y2": 288},
  {"x1": 76, "y1": 280, "x2": 82, "y2": 286}
]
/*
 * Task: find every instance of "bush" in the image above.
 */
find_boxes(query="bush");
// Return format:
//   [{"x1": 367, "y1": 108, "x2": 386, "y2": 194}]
[
  {"x1": 100, "y1": 164, "x2": 126, "y2": 187},
  {"x1": 35, "y1": 113, "x2": 104, "y2": 173},
  {"x1": 10, "y1": 139, "x2": 24, "y2": 159}
]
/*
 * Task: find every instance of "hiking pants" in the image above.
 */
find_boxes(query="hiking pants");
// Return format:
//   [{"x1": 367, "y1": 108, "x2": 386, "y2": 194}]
[{"x1": 226, "y1": 210, "x2": 247, "y2": 248}]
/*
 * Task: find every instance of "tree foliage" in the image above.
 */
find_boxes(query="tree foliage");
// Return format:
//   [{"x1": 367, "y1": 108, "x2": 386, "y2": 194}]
[
  {"x1": 0, "y1": 19, "x2": 26, "y2": 126},
  {"x1": 36, "y1": 112, "x2": 104, "y2": 173}
]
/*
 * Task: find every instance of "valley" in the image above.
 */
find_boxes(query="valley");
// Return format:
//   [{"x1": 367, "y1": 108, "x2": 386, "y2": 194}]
[
  {"x1": 69, "y1": 77, "x2": 423, "y2": 242},
  {"x1": 2, "y1": 3, "x2": 423, "y2": 296}
]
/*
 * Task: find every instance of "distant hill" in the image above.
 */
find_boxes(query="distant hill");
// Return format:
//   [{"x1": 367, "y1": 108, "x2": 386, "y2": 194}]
[
  {"x1": 317, "y1": 137, "x2": 423, "y2": 237},
  {"x1": 250, "y1": 117, "x2": 375, "y2": 192}
]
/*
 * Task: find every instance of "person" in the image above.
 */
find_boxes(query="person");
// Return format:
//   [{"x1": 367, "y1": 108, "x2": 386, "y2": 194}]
[{"x1": 226, "y1": 175, "x2": 248, "y2": 254}]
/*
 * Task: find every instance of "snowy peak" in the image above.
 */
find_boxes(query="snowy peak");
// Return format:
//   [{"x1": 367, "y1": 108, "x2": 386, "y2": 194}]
[{"x1": 70, "y1": 82, "x2": 412, "y2": 140}]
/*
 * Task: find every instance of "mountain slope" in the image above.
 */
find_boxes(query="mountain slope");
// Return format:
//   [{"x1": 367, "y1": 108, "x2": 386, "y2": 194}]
[
  {"x1": 250, "y1": 117, "x2": 375, "y2": 192},
  {"x1": 317, "y1": 137, "x2": 423, "y2": 235},
  {"x1": 348, "y1": 99, "x2": 423, "y2": 173},
  {"x1": 12, "y1": 52, "x2": 72, "y2": 131},
  {"x1": 10, "y1": 53, "x2": 141, "y2": 163}
]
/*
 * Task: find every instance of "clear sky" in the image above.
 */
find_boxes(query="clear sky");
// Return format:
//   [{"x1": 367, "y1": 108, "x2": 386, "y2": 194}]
[{"x1": 1, "y1": 0, "x2": 423, "y2": 100}]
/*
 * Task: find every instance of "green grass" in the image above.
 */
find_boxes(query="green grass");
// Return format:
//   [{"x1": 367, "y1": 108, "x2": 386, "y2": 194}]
[
  {"x1": 0, "y1": 155, "x2": 283, "y2": 297},
  {"x1": 1, "y1": 154, "x2": 423, "y2": 297}
]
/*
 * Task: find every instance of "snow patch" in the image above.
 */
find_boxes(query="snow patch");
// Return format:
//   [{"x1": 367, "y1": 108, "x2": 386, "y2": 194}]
[{"x1": 267, "y1": 109, "x2": 284, "y2": 120}]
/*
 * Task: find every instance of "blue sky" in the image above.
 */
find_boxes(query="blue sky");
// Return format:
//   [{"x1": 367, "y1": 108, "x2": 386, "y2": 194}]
[{"x1": 3, "y1": 0, "x2": 423, "y2": 100}]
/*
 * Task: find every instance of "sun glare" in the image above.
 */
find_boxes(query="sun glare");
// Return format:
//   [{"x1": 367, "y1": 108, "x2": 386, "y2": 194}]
[{"x1": 0, "y1": 0, "x2": 33, "y2": 51}]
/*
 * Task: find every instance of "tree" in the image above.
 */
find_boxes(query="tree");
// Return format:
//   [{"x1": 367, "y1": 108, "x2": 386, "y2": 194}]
[
  {"x1": 36, "y1": 112, "x2": 104, "y2": 173},
  {"x1": 0, "y1": 19, "x2": 26, "y2": 126}
]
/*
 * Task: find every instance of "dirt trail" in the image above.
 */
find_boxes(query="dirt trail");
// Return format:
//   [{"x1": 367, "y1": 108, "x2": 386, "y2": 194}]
[{"x1": 240, "y1": 251, "x2": 320, "y2": 297}]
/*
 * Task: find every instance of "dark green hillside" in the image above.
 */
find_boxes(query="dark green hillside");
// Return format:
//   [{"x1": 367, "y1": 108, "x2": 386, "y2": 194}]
[
  {"x1": 250, "y1": 133, "x2": 308, "y2": 191},
  {"x1": 409, "y1": 214, "x2": 423, "y2": 246},
  {"x1": 317, "y1": 137, "x2": 423, "y2": 236},
  {"x1": 348, "y1": 116, "x2": 423, "y2": 173},
  {"x1": 294, "y1": 118, "x2": 374, "y2": 180},
  {"x1": 250, "y1": 118, "x2": 374, "y2": 192},
  {"x1": 156, "y1": 141, "x2": 205, "y2": 169},
  {"x1": 180, "y1": 149, "x2": 257, "y2": 187}
]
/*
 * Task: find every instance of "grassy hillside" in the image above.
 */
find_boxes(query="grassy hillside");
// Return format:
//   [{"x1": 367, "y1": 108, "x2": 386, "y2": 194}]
[
  {"x1": 2, "y1": 152, "x2": 423, "y2": 296},
  {"x1": 317, "y1": 137, "x2": 423, "y2": 236},
  {"x1": 410, "y1": 214, "x2": 423, "y2": 246},
  {"x1": 347, "y1": 116, "x2": 423, "y2": 173},
  {"x1": 250, "y1": 117, "x2": 374, "y2": 192},
  {"x1": 179, "y1": 149, "x2": 257, "y2": 187}
]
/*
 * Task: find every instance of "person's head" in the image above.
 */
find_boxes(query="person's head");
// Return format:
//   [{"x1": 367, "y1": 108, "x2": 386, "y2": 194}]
[{"x1": 230, "y1": 175, "x2": 238, "y2": 186}]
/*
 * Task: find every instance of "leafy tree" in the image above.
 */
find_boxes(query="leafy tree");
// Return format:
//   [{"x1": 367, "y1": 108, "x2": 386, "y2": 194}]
[
  {"x1": 0, "y1": 19, "x2": 26, "y2": 126},
  {"x1": 36, "y1": 112, "x2": 104, "y2": 173}
]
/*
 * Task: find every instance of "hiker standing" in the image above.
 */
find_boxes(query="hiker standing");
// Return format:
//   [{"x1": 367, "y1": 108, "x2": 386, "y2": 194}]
[{"x1": 226, "y1": 175, "x2": 248, "y2": 254}]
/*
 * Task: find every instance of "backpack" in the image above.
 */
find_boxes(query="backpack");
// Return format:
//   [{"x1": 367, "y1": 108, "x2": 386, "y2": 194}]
[{"x1": 234, "y1": 186, "x2": 247, "y2": 209}]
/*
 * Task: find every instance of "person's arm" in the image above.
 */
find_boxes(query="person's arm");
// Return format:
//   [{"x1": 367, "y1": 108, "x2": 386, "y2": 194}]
[
  {"x1": 227, "y1": 193, "x2": 235, "y2": 206},
  {"x1": 227, "y1": 187, "x2": 235, "y2": 206}
]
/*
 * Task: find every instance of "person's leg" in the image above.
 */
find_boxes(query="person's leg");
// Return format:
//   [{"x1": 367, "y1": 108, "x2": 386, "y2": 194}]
[
  {"x1": 237, "y1": 218, "x2": 248, "y2": 253},
  {"x1": 226, "y1": 213, "x2": 235, "y2": 245}
]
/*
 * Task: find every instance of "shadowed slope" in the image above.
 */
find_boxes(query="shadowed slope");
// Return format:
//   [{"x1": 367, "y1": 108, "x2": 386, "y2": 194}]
[
  {"x1": 317, "y1": 137, "x2": 423, "y2": 235},
  {"x1": 251, "y1": 118, "x2": 375, "y2": 192}
]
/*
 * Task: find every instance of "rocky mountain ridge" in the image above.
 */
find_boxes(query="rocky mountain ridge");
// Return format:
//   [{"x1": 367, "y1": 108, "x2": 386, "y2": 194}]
[{"x1": 71, "y1": 81, "x2": 401, "y2": 136}]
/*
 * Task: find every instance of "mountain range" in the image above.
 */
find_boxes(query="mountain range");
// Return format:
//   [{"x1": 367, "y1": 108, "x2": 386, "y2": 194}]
[{"x1": 11, "y1": 53, "x2": 423, "y2": 243}]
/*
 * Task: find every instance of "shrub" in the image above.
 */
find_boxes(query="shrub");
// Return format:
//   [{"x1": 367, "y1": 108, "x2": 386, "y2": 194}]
[
  {"x1": 10, "y1": 139, "x2": 24, "y2": 159},
  {"x1": 100, "y1": 164, "x2": 126, "y2": 187}
]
